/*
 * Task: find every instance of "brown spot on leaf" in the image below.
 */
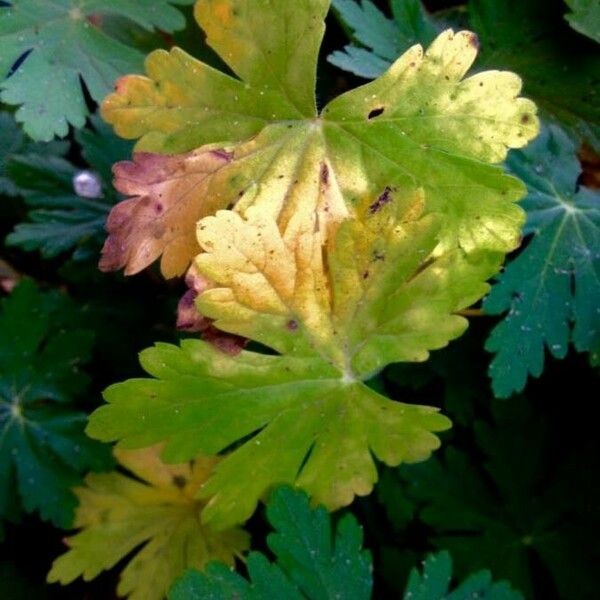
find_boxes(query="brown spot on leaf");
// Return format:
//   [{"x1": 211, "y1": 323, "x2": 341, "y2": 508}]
[
  {"x1": 287, "y1": 319, "x2": 299, "y2": 331},
  {"x1": 368, "y1": 186, "x2": 393, "y2": 214},
  {"x1": 320, "y1": 162, "x2": 329, "y2": 185},
  {"x1": 467, "y1": 32, "x2": 479, "y2": 49}
]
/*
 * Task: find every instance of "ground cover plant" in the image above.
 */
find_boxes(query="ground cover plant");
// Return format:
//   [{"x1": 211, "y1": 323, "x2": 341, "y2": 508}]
[{"x1": 0, "y1": 1, "x2": 598, "y2": 598}]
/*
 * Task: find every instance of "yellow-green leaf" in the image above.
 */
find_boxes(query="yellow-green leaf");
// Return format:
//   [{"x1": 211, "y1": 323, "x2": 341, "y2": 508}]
[
  {"x1": 100, "y1": 0, "x2": 537, "y2": 277},
  {"x1": 88, "y1": 190, "x2": 501, "y2": 529},
  {"x1": 47, "y1": 445, "x2": 249, "y2": 600}
]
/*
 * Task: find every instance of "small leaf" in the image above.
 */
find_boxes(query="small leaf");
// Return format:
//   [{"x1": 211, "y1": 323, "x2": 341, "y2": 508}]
[
  {"x1": 168, "y1": 487, "x2": 372, "y2": 600},
  {"x1": 0, "y1": 280, "x2": 111, "y2": 532},
  {"x1": 484, "y1": 124, "x2": 600, "y2": 397},
  {"x1": 47, "y1": 445, "x2": 249, "y2": 600}
]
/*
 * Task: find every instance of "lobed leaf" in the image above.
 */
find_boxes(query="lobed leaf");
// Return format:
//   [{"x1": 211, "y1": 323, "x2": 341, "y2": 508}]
[
  {"x1": 484, "y1": 125, "x2": 600, "y2": 397},
  {"x1": 100, "y1": 0, "x2": 537, "y2": 278},
  {"x1": 88, "y1": 186, "x2": 507, "y2": 528},
  {"x1": 168, "y1": 486, "x2": 372, "y2": 600},
  {"x1": 47, "y1": 445, "x2": 249, "y2": 600},
  {"x1": 0, "y1": 280, "x2": 111, "y2": 533},
  {"x1": 0, "y1": 0, "x2": 194, "y2": 140}
]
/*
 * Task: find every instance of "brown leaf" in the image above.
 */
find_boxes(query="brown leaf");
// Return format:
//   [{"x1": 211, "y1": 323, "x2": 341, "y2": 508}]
[{"x1": 99, "y1": 149, "x2": 233, "y2": 278}]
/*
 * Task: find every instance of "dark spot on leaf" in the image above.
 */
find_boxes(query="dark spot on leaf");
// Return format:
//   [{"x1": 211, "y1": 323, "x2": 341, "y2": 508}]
[
  {"x1": 368, "y1": 186, "x2": 393, "y2": 214},
  {"x1": 172, "y1": 475, "x2": 187, "y2": 489},
  {"x1": 287, "y1": 319, "x2": 298, "y2": 331},
  {"x1": 362, "y1": 271, "x2": 369, "y2": 279},
  {"x1": 368, "y1": 107, "x2": 385, "y2": 120},
  {"x1": 320, "y1": 162, "x2": 329, "y2": 185},
  {"x1": 520, "y1": 114, "x2": 531, "y2": 124}
]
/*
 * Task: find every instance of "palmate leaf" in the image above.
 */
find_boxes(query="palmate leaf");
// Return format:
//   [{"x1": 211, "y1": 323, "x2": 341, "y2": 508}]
[
  {"x1": 484, "y1": 125, "x2": 600, "y2": 397},
  {"x1": 395, "y1": 396, "x2": 599, "y2": 599},
  {"x1": 99, "y1": 0, "x2": 537, "y2": 279},
  {"x1": 331, "y1": 0, "x2": 600, "y2": 151},
  {"x1": 5, "y1": 114, "x2": 133, "y2": 260},
  {"x1": 47, "y1": 445, "x2": 249, "y2": 600},
  {"x1": 169, "y1": 487, "x2": 372, "y2": 600},
  {"x1": 170, "y1": 488, "x2": 522, "y2": 600},
  {"x1": 89, "y1": 185, "x2": 506, "y2": 529},
  {"x1": 0, "y1": 280, "x2": 111, "y2": 535},
  {"x1": 564, "y1": 0, "x2": 600, "y2": 43},
  {"x1": 0, "y1": 0, "x2": 194, "y2": 141},
  {"x1": 328, "y1": 0, "x2": 439, "y2": 78}
]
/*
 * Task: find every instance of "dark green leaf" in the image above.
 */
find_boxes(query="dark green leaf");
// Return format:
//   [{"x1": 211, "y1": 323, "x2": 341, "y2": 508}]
[
  {"x1": 403, "y1": 551, "x2": 523, "y2": 600},
  {"x1": 484, "y1": 125, "x2": 600, "y2": 397},
  {"x1": 168, "y1": 487, "x2": 373, "y2": 600},
  {"x1": 0, "y1": 280, "x2": 112, "y2": 532}
]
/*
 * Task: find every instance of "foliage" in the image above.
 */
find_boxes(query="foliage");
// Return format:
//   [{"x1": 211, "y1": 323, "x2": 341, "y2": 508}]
[
  {"x1": 47, "y1": 445, "x2": 248, "y2": 600},
  {"x1": 0, "y1": 1, "x2": 597, "y2": 599},
  {"x1": 0, "y1": 0, "x2": 194, "y2": 141},
  {"x1": 0, "y1": 280, "x2": 111, "y2": 535},
  {"x1": 170, "y1": 487, "x2": 522, "y2": 600},
  {"x1": 484, "y1": 125, "x2": 600, "y2": 396},
  {"x1": 5, "y1": 114, "x2": 133, "y2": 260}
]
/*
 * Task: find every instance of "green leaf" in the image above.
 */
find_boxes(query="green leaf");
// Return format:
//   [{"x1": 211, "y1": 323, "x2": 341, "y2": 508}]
[
  {"x1": 0, "y1": 111, "x2": 67, "y2": 195},
  {"x1": 328, "y1": 0, "x2": 438, "y2": 78},
  {"x1": 403, "y1": 551, "x2": 523, "y2": 600},
  {"x1": 397, "y1": 397, "x2": 599, "y2": 598},
  {"x1": 0, "y1": 280, "x2": 111, "y2": 532},
  {"x1": 5, "y1": 114, "x2": 133, "y2": 260},
  {"x1": 484, "y1": 125, "x2": 600, "y2": 397},
  {"x1": 168, "y1": 486, "x2": 372, "y2": 600},
  {"x1": 48, "y1": 446, "x2": 249, "y2": 600},
  {"x1": 564, "y1": 0, "x2": 600, "y2": 44},
  {"x1": 0, "y1": 0, "x2": 194, "y2": 141}
]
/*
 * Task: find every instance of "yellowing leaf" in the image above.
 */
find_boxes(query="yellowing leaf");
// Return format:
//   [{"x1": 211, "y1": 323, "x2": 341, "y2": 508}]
[
  {"x1": 47, "y1": 445, "x2": 248, "y2": 600},
  {"x1": 88, "y1": 190, "x2": 502, "y2": 529},
  {"x1": 100, "y1": 0, "x2": 538, "y2": 277}
]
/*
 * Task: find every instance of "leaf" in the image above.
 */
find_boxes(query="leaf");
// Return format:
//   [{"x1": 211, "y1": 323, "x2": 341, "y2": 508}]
[
  {"x1": 0, "y1": 280, "x2": 111, "y2": 533},
  {"x1": 5, "y1": 114, "x2": 133, "y2": 260},
  {"x1": 396, "y1": 396, "x2": 599, "y2": 599},
  {"x1": 100, "y1": 0, "x2": 537, "y2": 278},
  {"x1": 47, "y1": 444, "x2": 249, "y2": 600},
  {"x1": 330, "y1": 0, "x2": 600, "y2": 151},
  {"x1": 468, "y1": 0, "x2": 600, "y2": 151},
  {"x1": 328, "y1": 0, "x2": 439, "y2": 78},
  {"x1": 87, "y1": 182, "x2": 510, "y2": 528},
  {"x1": 168, "y1": 486, "x2": 372, "y2": 600},
  {"x1": 564, "y1": 0, "x2": 600, "y2": 43},
  {"x1": 484, "y1": 125, "x2": 600, "y2": 397},
  {"x1": 403, "y1": 551, "x2": 523, "y2": 600},
  {"x1": 0, "y1": 111, "x2": 68, "y2": 196},
  {"x1": 0, "y1": 0, "x2": 194, "y2": 141}
]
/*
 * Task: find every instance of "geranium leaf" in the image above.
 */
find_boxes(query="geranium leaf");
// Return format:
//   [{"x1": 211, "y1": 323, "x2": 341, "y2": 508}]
[
  {"x1": 168, "y1": 486, "x2": 372, "y2": 600},
  {"x1": 328, "y1": 0, "x2": 438, "y2": 78},
  {"x1": 0, "y1": 0, "x2": 194, "y2": 141},
  {"x1": 47, "y1": 445, "x2": 249, "y2": 600},
  {"x1": 100, "y1": 0, "x2": 537, "y2": 277},
  {"x1": 87, "y1": 185, "x2": 507, "y2": 528},
  {"x1": 484, "y1": 125, "x2": 600, "y2": 397},
  {"x1": 403, "y1": 551, "x2": 523, "y2": 600},
  {"x1": 0, "y1": 280, "x2": 111, "y2": 533}
]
